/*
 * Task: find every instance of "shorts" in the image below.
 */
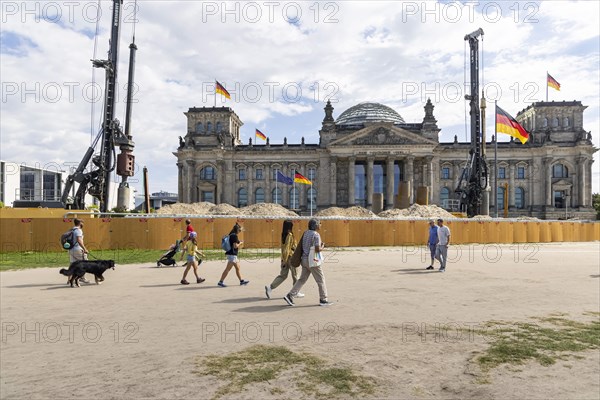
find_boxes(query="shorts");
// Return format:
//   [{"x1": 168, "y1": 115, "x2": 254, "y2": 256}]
[
  {"x1": 226, "y1": 255, "x2": 238, "y2": 263},
  {"x1": 187, "y1": 255, "x2": 195, "y2": 263}
]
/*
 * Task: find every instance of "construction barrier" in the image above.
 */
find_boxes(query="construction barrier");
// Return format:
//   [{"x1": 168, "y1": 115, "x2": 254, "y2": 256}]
[{"x1": 0, "y1": 216, "x2": 598, "y2": 252}]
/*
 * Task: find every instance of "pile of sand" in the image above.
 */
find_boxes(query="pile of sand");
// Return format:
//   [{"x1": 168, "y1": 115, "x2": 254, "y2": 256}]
[
  {"x1": 378, "y1": 204, "x2": 456, "y2": 219},
  {"x1": 315, "y1": 206, "x2": 378, "y2": 218},
  {"x1": 156, "y1": 202, "x2": 215, "y2": 215},
  {"x1": 238, "y1": 203, "x2": 298, "y2": 217},
  {"x1": 471, "y1": 215, "x2": 492, "y2": 220},
  {"x1": 516, "y1": 216, "x2": 540, "y2": 221},
  {"x1": 208, "y1": 203, "x2": 241, "y2": 215}
]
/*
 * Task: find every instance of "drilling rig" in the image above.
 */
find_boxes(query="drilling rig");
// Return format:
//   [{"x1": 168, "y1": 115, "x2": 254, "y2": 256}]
[
  {"x1": 61, "y1": 0, "x2": 136, "y2": 212},
  {"x1": 455, "y1": 28, "x2": 489, "y2": 217}
]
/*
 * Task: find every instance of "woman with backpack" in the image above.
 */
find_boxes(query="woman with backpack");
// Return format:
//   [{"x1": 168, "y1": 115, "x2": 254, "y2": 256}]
[
  {"x1": 180, "y1": 232, "x2": 205, "y2": 285},
  {"x1": 265, "y1": 220, "x2": 304, "y2": 299},
  {"x1": 217, "y1": 223, "x2": 249, "y2": 287}
]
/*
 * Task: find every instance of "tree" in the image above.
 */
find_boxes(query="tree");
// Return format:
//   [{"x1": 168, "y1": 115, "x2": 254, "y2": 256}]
[{"x1": 593, "y1": 193, "x2": 600, "y2": 220}]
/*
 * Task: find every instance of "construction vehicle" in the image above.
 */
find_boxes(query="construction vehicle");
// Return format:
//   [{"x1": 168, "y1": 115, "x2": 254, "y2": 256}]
[
  {"x1": 61, "y1": 0, "x2": 136, "y2": 212},
  {"x1": 455, "y1": 28, "x2": 489, "y2": 217}
]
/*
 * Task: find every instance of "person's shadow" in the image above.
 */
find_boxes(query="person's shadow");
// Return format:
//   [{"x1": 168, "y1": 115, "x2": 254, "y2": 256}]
[{"x1": 392, "y1": 268, "x2": 439, "y2": 275}]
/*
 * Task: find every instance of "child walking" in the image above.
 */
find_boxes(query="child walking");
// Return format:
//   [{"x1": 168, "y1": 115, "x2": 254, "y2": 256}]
[
  {"x1": 218, "y1": 223, "x2": 249, "y2": 287},
  {"x1": 180, "y1": 232, "x2": 205, "y2": 285}
]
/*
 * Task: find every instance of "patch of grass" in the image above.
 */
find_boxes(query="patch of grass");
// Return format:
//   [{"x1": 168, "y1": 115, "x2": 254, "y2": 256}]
[
  {"x1": 473, "y1": 316, "x2": 600, "y2": 371},
  {"x1": 0, "y1": 248, "x2": 279, "y2": 271},
  {"x1": 195, "y1": 345, "x2": 375, "y2": 399}
]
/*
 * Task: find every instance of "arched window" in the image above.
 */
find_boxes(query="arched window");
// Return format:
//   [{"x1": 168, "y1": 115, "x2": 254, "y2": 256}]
[
  {"x1": 543, "y1": 117, "x2": 548, "y2": 128},
  {"x1": 552, "y1": 117, "x2": 559, "y2": 127},
  {"x1": 255, "y1": 188, "x2": 265, "y2": 204},
  {"x1": 440, "y1": 187, "x2": 450, "y2": 206},
  {"x1": 289, "y1": 187, "x2": 299, "y2": 209},
  {"x1": 515, "y1": 187, "x2": 525, "y2": 209},
  {"x1": 308, "y1": 167, "x2": 317, "y2": 182},
  {"x1": 199, "y1": 166, "x2": 216, "y2": 180},
  {"x1": 497, "y1": 187, "x2": 505, "y2": 210},
  {"x1": 216, "y1": 122, "x2": 222, "y2": 132},
  {"x1": 272, "y1": 188, "x2": 282, "y2": 204},
  {"x1": 307, "y1": 188, "x2": 317, "y2": 210},
  {"x1": 552, "y1": 164, "x2": 568, "y2": 178},
  {"x1": 563, "y1": 117, "x2": 570, "y2": 127},
  {"x1": 195, "y1": 122, "x2": 204, "y2": 133},
  {"x1": 237, "y1": 188, "x2": 248, "y2": 207},
  {"x1": 207, "y1": 122, "x2": 213, "y2": 132}
]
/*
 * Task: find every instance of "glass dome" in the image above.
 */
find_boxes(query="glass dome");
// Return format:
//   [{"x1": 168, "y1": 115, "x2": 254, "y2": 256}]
[{"x1": 335, "y1": 102, "x2": 405, "y2": 126}]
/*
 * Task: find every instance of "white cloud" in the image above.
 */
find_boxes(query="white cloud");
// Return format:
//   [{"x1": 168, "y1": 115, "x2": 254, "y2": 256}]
[{"x1": 1, "y1": 0, "x2": 598, "y2": 197}]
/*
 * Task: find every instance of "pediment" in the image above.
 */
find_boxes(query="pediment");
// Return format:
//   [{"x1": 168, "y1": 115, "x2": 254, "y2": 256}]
[
  {"x1": 553, "y1": 179, "x2": 572, "y2": 187},
  {"x1": 328, "y1": 124, "x2": 437, "y2": 147}
]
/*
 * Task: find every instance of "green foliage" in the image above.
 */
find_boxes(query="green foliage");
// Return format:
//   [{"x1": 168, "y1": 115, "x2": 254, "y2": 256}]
[
  {"x1": 592, "y1": 193, "x2": 600, "y2": 219},
  {"x1": 0, "y1": 201, "x2": 4, "y2": 208},
  {"x1": 196, "y1": 345, "x2": 376, "y2": 399}
]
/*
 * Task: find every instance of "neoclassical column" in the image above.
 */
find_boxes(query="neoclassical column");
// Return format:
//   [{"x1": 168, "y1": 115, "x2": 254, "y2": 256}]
[
  {"x1": 366, "y1": 157, "x2": 374, "y2": 208},
  {"x1": 509, "y1": 162, "x2": 516, "y2": 209},
  {"x1": 425, "y1": 156, "x2": 434, "y2": 203},
  {"x1": 405, "y1": 156, "x2": 414, "y2": 204},
  {"x1": 452, "y1": 161, "x2": 461, "y2": 193},
  {"x1": 577, "y1": 157, "x2": 585, "y2": 207},
  {"x1": 216, "y1": 161, "x2": 224, "y2": 204},
  {"x1": 299, "y1": 164, "x2": 307, "y2": 209},
  {"x1": 528, "y1": 161, "x2": 535, "y2": 208},
  {"x1": 186, "y1": 160, "x2": 195, "y2": 203},
  {"x1": 544, "y1": 157, "x2": 553, "y2": 206},
  {"x1": 247, "y1": 164, "x2": 254, "y2": 205},
  {"x1": 586, "y1": 159, "x2": 594, "y2": 207},
  {"x1": 265, "y1": 165, "x2": 272, "y2": 203},
  {"x1": 330, "y1": 157, "x2": 337, "y2": 206},
  {"x1": 385, "y1": 157, "x2": 395, "y2": 209},
  {"x1": 177, "y1": 162, "x2": 183, "y2": 202},
  {"x1": 348, "y1": 157, "x2": 355, "y2": 205}
]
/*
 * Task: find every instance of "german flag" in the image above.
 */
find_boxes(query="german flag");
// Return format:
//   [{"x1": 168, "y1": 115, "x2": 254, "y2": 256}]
[
  {"x1": 255, "y1": 129, "x2": 267, "y2": 140},
  {"x1": 215, "y1": 81, "x2": 231, "y2": 99},
  {"x1": 294, "y1": 172, "x2": 312, "y2": 185},
  {"x1": 496, "y1": 105, "x2": 529, "y2": 144},
  {"x1": 547, "y1": 73, "x2": 560, "y2": 91}
]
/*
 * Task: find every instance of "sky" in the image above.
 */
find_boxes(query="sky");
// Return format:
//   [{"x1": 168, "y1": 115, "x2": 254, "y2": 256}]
[{"x1": 1, "y1": 0, "x2": 599, "y2": 199}]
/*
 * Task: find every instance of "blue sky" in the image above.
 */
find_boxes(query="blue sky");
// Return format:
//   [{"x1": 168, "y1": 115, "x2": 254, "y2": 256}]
[{"x1": 1, "y1": 0, "x2": 598, "y2": 196}]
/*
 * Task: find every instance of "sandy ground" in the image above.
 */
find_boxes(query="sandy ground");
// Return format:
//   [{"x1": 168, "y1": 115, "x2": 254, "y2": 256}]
[{"x1": 1, "y1": 242, "x2": 599, "y2": 400}]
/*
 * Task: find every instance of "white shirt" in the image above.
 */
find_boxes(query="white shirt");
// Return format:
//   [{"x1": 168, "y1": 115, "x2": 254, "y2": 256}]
[{"x1": 437, "y1": 225, "x2": 451, "y2": 246}]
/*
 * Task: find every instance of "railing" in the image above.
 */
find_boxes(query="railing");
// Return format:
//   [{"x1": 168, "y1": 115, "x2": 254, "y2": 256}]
[
  {"x1": 442, "y1": 199, "x2": 461, "y2": 212},
  {"x1": 15, "y1": 188, "x2": 61, "y2": 201}
]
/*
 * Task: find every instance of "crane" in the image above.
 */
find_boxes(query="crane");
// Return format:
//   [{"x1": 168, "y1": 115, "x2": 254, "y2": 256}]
[
  {"x1": 455, "y1": 28, "x2": 489, "y2": 217},
  {"x1": 61, "y1": 0, "x2": 136, "y2": 212}
]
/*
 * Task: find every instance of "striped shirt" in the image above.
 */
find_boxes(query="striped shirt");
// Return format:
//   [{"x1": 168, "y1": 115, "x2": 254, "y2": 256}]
[{"x1": 302, "y1": 230, "x2": 321, "y2": 257}]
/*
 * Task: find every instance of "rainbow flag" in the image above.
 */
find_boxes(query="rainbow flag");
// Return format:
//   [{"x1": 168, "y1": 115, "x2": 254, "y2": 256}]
[
  {"x1": 294, "y1": 172, "x2": 312, "y2": 185},
  {"x1": 255, "y1": 129, "x2": 266, "y2": 140},
  {"x1": 496, "y1": 105, "x2": 529, "y2": 144},
  {"x1": 547, "y1": 73, "x2": 560, "y2": 91},
  {"x1": 215, "y1": 81, "x2": 231, "y2": 99}
]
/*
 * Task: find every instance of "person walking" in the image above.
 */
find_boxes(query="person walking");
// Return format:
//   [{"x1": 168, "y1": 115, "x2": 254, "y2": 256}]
[
  {"x1": 179, "y1": 219, "x2": 195, "y2": 264},
  {"x1": 426, "y1": 219, "x2": 438, "y2": 270},
  {"x1": 283, "y1": 218, "x2": 331, "y2": 307},
  {"x1": 69, "y1": 218, "x2": 89, "y2": 283},
  {"x1": 180, "y1": 232, "x2": 205, "y2": 285},
  {"x1": 218, "y1": 223, "x2": 249, "y2": 287},
  {"x1": 435, "y1": 218, "x2": 451, "y2": 272},
  {"x1": 265, "y1": 220, "x2": 304, "y2": 299}
]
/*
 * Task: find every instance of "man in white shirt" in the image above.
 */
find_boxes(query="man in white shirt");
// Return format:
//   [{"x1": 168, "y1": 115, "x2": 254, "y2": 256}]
[{"x1": 435, "y1": 218, "x2": 451, "y2": 272}]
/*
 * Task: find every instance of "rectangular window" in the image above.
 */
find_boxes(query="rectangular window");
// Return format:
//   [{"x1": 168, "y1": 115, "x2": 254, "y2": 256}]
[
  {"x1": 517, "y1": 166, "x2": 525, "y2": 179},
  {"x1": 498, "y1": 167, "x2": 506, "y2": 179},
  {"x1": 308, "y1": 168, "x2": 316, "y2": 181},
  {"x1": 256, "y1": 168, "x2": 263, "y2": 180},
  {"x1": 238, "y1": 169, "x2": 246, "y2": 180},
  {"x1": 201, "y1": 191, "x2": 214, "y2": 203},
  {"x1": 442, "y1": 167, "x2": 450, "y2": 180}
]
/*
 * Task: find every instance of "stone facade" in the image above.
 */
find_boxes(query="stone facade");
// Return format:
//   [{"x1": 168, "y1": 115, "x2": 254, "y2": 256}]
[{"x1": 174, "y1": 100, "x2": 597, "y2": 219}]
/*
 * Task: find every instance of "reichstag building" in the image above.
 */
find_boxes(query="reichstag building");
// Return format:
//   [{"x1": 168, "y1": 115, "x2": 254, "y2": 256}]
[{"x1": 174, "y1": 99, "x2": 596, "y2": 219}]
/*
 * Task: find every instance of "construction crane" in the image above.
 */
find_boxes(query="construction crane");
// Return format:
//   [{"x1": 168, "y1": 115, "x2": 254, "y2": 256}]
[
  {"x1": 61, "y1": 0, "x2": 136, "y2": 212},
  {"x1": 455, "y1": 28, "x2": 489, "y2": 217}
]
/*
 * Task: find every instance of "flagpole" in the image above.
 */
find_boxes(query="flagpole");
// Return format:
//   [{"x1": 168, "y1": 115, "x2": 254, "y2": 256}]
[
  {"x1": 494, "y1": 100, "x2": 498, "y2": 218},
  {"x1": 214, "y1": 79, "x2": 217, "y2": 107},
  {"x1": 275, "y1": 168, "x2": 279, "y2": 205},
  {"x1": 545, "y1": 71, "x2": 548, "y2": 102},
  {"x1": 310, "y1": 182, "x2": 313, "y2": 217}
]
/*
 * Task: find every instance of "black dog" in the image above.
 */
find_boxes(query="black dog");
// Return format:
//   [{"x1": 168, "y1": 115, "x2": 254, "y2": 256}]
[{"x1": 60, "y1": 260, "x2": 115, "y2": 287}]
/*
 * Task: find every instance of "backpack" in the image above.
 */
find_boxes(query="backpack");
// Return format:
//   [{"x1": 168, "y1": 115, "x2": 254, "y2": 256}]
[
  {"x1": 221, "y1": 234, "x2": 232, "y2": 252},
  {"x1": 60, "y1": 228, "x2": 76, "y2": 250}
]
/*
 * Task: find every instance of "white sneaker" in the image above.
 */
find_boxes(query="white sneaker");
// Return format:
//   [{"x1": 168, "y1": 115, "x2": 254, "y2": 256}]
[
  {"x1": 265, "y1": 285, "x2": 272, "y2": 299},
  {"x1": 79, "y1": 277, "x2": 90, "y2": 284},
  {"x1": 295, "y1": 292, "x2": 305, "y2": 298}
]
